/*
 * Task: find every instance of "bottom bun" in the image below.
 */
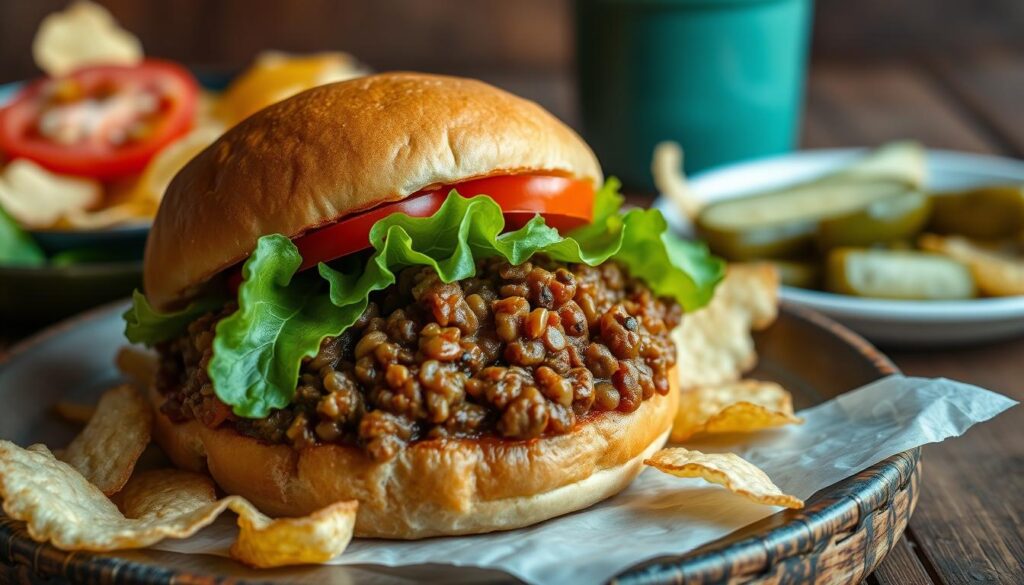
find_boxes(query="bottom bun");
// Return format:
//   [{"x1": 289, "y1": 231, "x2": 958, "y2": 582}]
[{"x1": 150, "y1": 367, "x2": 677, "y2": 539}]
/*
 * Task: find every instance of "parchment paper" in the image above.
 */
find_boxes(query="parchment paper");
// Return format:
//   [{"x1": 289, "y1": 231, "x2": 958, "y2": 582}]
[{"x1": 151, "y1": 375, "x2": 1016, "y2": 584}]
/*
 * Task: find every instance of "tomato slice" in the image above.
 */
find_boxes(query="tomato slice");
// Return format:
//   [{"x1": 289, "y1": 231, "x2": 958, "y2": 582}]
[
  {"x1": 0, "y1": 60, "x2": 199, "y2": 179},
  {"x1": 294, "y1": 174, "x2": 594, "y2": 271},
  {"x1": 226, "y1": 174, "x2": 594, "y2": 291}
]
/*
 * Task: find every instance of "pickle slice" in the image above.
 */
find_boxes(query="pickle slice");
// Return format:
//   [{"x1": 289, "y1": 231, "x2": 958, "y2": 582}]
[
  {"x1": 770, "y1": 260, "x2": 819, "y2": 289},
  {"x1": 697, "y1": 179, "x2": 910, "y2": 260},
  {"x1": 826, "y1": 248, "x2": 976, "y2": 300},
  {"x1": 817, "y1": 190, "x2": 931, "y2": 251},
  {"x1": 834, "y1": 141, "x2": 927, "y2": 188},
  {"x1": 929, "y1": 185, "x2": 1024, "y2": 240}
]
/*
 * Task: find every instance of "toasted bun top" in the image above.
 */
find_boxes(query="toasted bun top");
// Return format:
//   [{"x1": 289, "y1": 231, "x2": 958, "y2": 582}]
[{"x1": 144, "y1": 72, "x2": 602, "y2": 309}]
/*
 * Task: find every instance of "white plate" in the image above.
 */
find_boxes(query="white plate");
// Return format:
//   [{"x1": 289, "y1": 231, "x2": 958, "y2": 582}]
[{"x1": 653, "y1": 148, "x2": 1024, "y2": 347}]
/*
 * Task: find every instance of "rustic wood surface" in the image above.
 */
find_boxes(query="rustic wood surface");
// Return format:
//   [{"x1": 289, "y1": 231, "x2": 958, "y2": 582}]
[{"x1": 1, "y1": 55, "x2": 1023, "y2": 584}]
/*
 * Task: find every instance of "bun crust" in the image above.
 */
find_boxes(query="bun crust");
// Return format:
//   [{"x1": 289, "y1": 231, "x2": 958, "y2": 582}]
[
  {"x1": 150, "y1": 368, "x2": 677, "y2": 539},
  {"x1": 145, "y1": 72, "x2": 602, "y2": 310}
]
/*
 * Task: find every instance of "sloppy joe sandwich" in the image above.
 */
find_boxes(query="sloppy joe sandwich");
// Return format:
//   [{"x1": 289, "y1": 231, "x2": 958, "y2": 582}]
[{"x1": 124, "y1": 72, "x2": 724, "y2": 538}]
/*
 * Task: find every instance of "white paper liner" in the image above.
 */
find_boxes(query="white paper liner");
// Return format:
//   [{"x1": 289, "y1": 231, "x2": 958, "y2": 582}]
[{"x1": 150, "y1": 375, "x2": 1016, "y2": 584}]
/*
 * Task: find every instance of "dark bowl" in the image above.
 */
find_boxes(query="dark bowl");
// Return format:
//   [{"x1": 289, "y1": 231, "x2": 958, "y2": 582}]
[{"x1": 0, "y1": 261, "x2": 141, "y2": 325}]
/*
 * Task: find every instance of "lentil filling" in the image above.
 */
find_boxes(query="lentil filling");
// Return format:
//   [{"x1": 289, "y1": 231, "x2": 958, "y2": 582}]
[{"x1": 155, "y1": 256, "x2": 682, "y2": 461}]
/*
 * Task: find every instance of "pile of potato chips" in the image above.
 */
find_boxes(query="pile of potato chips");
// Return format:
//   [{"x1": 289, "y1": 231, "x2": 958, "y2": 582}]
[{"x1": 0, "y1": 380, "x2": 359, "y2": 568}]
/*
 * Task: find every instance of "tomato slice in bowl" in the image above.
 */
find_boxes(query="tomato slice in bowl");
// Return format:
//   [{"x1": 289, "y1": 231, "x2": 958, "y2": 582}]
[
  {"x1": 226, "y1": 174, "x2": 594, "y2": 291},
  {"x1": 0, "y1": 59, "x2": 199, "y2": 179}
]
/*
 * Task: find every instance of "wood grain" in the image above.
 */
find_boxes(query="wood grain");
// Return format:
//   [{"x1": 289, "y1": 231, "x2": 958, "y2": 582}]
[
  {"x1": 926, "y1": 46, "x2": 1024, "y2": 158},
  {"x1": 802, "y1": 60, "x2": 995, "y2": 153},
  {"x1": 867, "y1": 535, "x2": 936, "y2": 585}
]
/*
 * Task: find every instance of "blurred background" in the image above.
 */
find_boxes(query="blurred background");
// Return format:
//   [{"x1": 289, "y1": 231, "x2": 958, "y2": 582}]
[{"x1": 3, "y1": 0, "x2": 1024, "y2": 167}]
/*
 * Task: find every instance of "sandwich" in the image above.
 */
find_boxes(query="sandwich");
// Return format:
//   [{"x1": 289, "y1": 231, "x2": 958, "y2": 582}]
[{"x1": 124, "y1": 72, "x2": 723, "y2": 538}]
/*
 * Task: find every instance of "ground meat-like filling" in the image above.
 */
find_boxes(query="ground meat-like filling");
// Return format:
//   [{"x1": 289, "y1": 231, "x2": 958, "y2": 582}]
[{"x1": 156, "y1": 256, "x2": 681, "y2": 461}]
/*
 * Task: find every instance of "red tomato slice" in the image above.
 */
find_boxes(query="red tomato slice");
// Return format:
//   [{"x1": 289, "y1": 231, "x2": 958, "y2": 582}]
[
  {"x1": 0, "y1": 60, "x2": 199, "y2": 179},
  {"x1": 294, "y1": 174, "x2": 594, "y2": 271},
  {"x1": 226, "y1": 175, "x2": 594, "y2": 291}
]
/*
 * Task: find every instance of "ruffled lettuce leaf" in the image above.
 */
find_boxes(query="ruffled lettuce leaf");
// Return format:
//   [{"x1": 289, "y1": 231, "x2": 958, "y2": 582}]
[
  {"x1": 127, "y1": 182, "x2": 724, "y2": 418},
  {"x1": 207, "y1": 235, "x2": 344, "y2": 417},
  {"x1": 123, "y1": 290, "x2": 224, "y2": 345}
]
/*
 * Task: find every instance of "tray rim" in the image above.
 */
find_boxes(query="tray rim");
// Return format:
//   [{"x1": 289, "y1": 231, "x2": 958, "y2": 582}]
[{"x1": 0, "y1": 300, "x2": 918, "y2": 585}]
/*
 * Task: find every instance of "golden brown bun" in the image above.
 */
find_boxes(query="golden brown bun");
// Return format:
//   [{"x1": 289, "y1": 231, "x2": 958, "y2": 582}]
[
  {"x1": 145, "y1": 72, "x2": 603, "y2": 310},
  {"x1": 150, "y1": 368, "x2": 677, "y2": 539}
]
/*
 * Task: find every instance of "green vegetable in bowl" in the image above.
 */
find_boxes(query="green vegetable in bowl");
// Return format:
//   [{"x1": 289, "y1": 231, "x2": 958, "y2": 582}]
[{"x1": 0, "y1": 205, "x2": 45, "y2": 267}]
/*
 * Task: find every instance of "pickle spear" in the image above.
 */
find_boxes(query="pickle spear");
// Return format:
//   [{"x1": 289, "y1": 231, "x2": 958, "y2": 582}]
[
  {"x1": 817, "y1": 190, "x2": 931, "y2": 251},
  {"x1": 928, "y1": 185, "x2": 1024, "y2": 240},
  {"x1": 826, "y1": 248, "x2": 976, "y2": 299},
  {"x1": 697, "y1": 179, "x2": 911, "y2": 260}
]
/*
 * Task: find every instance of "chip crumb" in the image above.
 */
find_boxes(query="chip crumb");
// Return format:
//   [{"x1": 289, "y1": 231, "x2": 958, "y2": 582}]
[{"x1": 645, "y1": 447, "x2": 804, "y2": 509}]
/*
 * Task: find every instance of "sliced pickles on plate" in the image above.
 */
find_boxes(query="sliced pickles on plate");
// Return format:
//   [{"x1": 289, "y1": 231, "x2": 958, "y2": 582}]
[
  {"x1": 685, "y1": 142, "x2": 1024, "y2": 302},
  {"x1": 653, "y1": 146, "x2": 1024, "y2": 345}
]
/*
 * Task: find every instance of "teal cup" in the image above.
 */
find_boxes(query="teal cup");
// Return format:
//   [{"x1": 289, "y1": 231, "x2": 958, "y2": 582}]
[{"x1": 576, "y1": 0, "x2": 813, "y2": 191}]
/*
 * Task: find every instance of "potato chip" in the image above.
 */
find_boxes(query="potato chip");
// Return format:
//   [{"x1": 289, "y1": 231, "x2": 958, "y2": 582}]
[
  {"x1": 0, "y1": 159, "x2": 101, "y2": 229},
  {"x1": 230, "y1": 499, "x2": 359, "y2": 568},
  {"x1": 652, "y1": 141, "x2": 703, "y2": 220},
  {"x1": 0, "y1": 442, "x2": 225, "y2": 550},
  {"x1": 674, "y1": 263, "x2": 779, "y2": 389},
  {"x1": 120, "y1": 469, "x2": 358, "y2": 568},
  {"x1": 59, "y1": 384, "x2": 152, "y2": 496},
  {"x1": 0, "y1": 443, "x2": 359, "y2": 566},
  {"x1": 672, "y1": 380, "x2": 802, "y2": 442},
  {"x1": 645, "y1": 447, "x2": 803, "y2": 509},
  {"x1": 52, "y1": 401, "x2": 96, "y2": 425},
  {"x1": 119, "y1": 469, "x2": 218, "y2": 521},
  {"x1": 32, "y1": 1, "x2": 143, "y2": 77},
  {"x1": 214, "y1": 51, "x2": 366, "y2": 127},
  {"x1": 115, "y1": 346, "x2": 159, "y2": 389},
  {"x1": 920, "y1": 234, "x2": 1024, "y2": 297}
]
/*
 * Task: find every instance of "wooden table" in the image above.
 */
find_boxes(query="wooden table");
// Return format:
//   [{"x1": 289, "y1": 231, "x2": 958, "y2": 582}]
[{"x1": 1, "y1": 55, "x2": 1022, "y2": 584}]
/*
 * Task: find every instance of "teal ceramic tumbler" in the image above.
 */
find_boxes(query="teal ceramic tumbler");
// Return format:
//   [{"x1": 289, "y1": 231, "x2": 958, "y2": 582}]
[{"x1": 576, "y1": 0, "x2": 813, "y2": 191}]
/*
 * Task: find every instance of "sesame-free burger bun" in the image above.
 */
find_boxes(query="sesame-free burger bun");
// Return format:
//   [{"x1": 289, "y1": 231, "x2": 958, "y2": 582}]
[
  {"x1": 144, "y1": 72, "x2": 602, "y2": 310},
  {"x1": 149, "y1": 368, "x2": 676, "y2": 539}
]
